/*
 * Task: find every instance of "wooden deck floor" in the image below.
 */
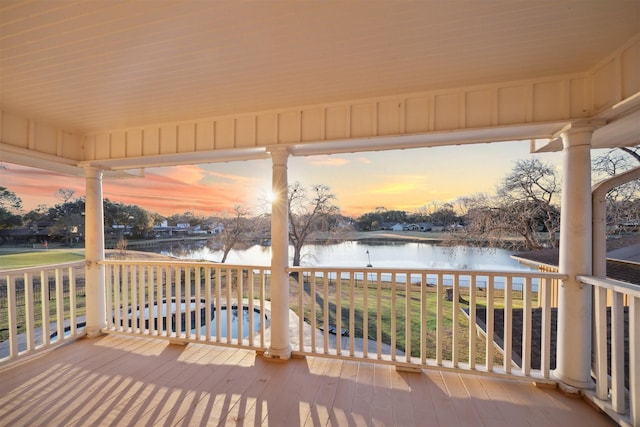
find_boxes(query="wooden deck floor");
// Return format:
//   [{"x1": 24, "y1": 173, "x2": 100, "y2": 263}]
[{"x1": 0, "y1": 335, "x2": 615, "y2": 426}]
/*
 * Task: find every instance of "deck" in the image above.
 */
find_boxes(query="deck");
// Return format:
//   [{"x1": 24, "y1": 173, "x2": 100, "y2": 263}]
[{"x1": 0, "y1": 334, "x2": 615, "y2": 426}]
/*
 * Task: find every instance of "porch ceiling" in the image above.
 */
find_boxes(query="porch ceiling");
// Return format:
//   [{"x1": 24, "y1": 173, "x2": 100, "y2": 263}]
[{"x1": 1, "y1": 0, "x2": 639, "y2": 135}]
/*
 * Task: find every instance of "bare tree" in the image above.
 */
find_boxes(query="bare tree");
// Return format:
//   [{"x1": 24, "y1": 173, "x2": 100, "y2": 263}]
[
  {"x1": 496, "y1": 158, "x2": 560, "y2": 248},
  {"x1": 288, "y1": 182, "x2": 339, "y2": 266},
  {"x1": 592, "y1": 146, "x2": 640, "y2": 233},
  {"x1": 219, "y1": 206, "x2": 256, "y2": 263},
  {"x1": 449, "y1": 159, "x2": 560, "y2": 250}
]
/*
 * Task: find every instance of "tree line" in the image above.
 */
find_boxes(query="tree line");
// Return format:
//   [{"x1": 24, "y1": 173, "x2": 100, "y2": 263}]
[{"x1": 1, "y1": 147, "x2": 638, "y2": 258}]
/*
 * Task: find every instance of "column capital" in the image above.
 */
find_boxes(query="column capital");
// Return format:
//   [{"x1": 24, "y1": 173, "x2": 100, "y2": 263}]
[
  {"x1": 556, "y1": 119, "x2": 604, "y2": 150},
  {"x1": 556, "y1": 119, "x2": 606, "y2": 138},
  {"x1": 267, "y1": 146, "x2": 290, "y2": 165},
  {"x1": 82, "y1": 164, "x2": 104, "y2": 179}
]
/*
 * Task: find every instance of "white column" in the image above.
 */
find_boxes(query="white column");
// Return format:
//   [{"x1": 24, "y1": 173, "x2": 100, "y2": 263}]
[
  {"x1": 266, "y1": 148, "x2": 292, "y2": 359},
  {"x1": 84, "y1": 166, "x2": 106, "y2": 337},
  {"x1": 553, "y1": 123, "x2": 594, "y2": 390}
]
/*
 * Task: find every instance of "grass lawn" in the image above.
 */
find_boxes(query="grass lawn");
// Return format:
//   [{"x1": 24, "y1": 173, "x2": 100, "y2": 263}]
[
  {"x1": 290, "y1": 275, "x2": 534, "y2": 364},
  {"x1": 0, "y1": 250, "x2": 85, "y2": 270}
]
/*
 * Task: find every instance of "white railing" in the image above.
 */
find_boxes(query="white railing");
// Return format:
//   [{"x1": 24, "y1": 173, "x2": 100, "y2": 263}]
[
  {"x1": 288, "y1": 266, "x2": 565, "y2": 380},
  {"x1": 0, "y1": 261, "x2": 87, "y2": 364},
  {"x1": 101, "y1": 260, "x2": 270, "y2": 350},
  {"x1": 580, "y1": 275, "x2": 639, "y2": 427}
]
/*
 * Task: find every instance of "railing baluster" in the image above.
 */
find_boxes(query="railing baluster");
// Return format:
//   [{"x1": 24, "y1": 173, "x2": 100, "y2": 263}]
[
  {"x1": 349, "y1": 271, "x2": 355, "y2": 357},
  {"x1": 122, "y1": 265, "x2": 129, "y2": 332},
  {"x1": 205, "y1": 266, "x2": 212, "y2": 341},
  {"x1": 136, "y1": 265, "x2": 145, "y2": 334},
  {"x1": 55, "y1": 268, "x2": 64, "y2": 340},
  {"x1": 41, "y1": 270, "x2": 50, "y2": 346},
  {"x1": 195, "y1": 266, "x2": 201, "y2": 340},
  {"x1": 336, "y1": 272, "x2": 343, "y2": 357},
  {"x1": 147, "y1": 265, "x2": 154, "y2": 335},
  {"x1": 363, "y1": 270, "x2": 368, "y2": 359},
  {"x1": 612, "y1": 291, "x2": 625, "y2": 414},
  {"x1": 105, "y1": 265, "x2": 113, "y2": 330},
  {"x1": 7, "y1": 275, "x2": 18, "y2": 358},
  {"x1": 259, "y1": 268, "x2": 265, "y2": 348},
  {"x1": 486, "y1": 275, "x2": 494, "y2": 372},
  {"x1": 452, "y1": 274, "x2": 459, "y2": 367},
  {"x1": 522, "y1": 277, "x2": 531, "y2": 376},
  {"x1": 504, "y1": 276, "x2": 512, "y2": 374},
  {"x1": 215, "y1": 266, "x2": 222, "y2": 343},
  {"x1": 421, "y1": 272, "x2": 427, "y2": 365},
  {"x1": 174, "y1": 266, "x2": 181, "y2": 337},
  {"x1": 436, "y1": 273, "x2": 443, "y2": 366},
  {"x1": 113, "y1": 265, "x2": 121, "y2": 331},
  {"x1": 298, "y1": 271, "x2": 305, "y2": 352},
  {"x1": 69, "y1": 267, "x2": 76, "y2": 336},
  {"x1": 376, "y1": 272, "x2": 382, "y2": 360},
  {"x1": 237, "y1": 268, "x2": 243, "y2": 344},
  {"x1": 405, "y1": 272, "x2": 411, "y2": 363},
  {"x1": 226, "y1": 268, "x2": 232, "y2": 344},
  {"x1": 594, "y1": 284, "x2": 608, "y2": 399},
  {"x1": 130, "y1": 265, "x2": 137, "y2": 334},
  {"x1": 469, "y1": 274, "x2": 477, "y2": 370},
  {"x1": 185, "y1": 266, "x2": 191, "y2": 339},
  {"x1": 24, "y1": 272, "x2": 35, "y2": 351},
  {"x1": 541, "y1": 277, "x2": 551, "y2": 378},
  {"x1": 310, "y1": 269, "x2": 317, "y2": 352},
  {"x1": 247, "y1": 269, "x2": 254, "y2": 347},
  {"x1": 323, "y1": 272, "x2": 329, "y2": 354},
  {"x1": 391, "y1": 272, "x2": 397, "y2": 361}
]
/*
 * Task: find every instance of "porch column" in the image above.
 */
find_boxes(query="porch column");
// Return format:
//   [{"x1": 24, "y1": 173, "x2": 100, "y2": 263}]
[
  {"x1": 84, "y1": 166, "x2": 106, "y2": 337},
  {"x1": 266, "y1": 147, "x2": 292, "y2": 359},
  {"x1": 553, "y1": 123, "x2": 595, "y2": 390}
]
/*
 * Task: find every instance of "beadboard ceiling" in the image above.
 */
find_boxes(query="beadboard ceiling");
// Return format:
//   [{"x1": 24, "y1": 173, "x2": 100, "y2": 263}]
[{"x1": 1, "y1": 0, "x2": 639, "y2": 133}]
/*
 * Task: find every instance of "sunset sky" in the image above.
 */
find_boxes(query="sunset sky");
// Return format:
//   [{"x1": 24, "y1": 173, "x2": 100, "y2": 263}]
[{"x1": 1, "y1": 140, "x2": 564, "y2": 219}]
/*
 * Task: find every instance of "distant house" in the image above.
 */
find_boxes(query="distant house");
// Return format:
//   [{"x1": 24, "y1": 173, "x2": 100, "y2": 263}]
[
  {"x1": 209, "y1": 223, "x2": 224, "y2": 234},
  {"x1": 418, "y1": 222, "x2": 433, "y2": 231},
  {"x1": 391, "y1": 223, "x2": 404, "y2": 231}
]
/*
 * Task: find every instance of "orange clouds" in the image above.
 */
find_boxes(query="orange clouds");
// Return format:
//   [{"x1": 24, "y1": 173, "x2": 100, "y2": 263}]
[
  {"x1": 0, "y1": 164, "x2": 265, "y2": 217},
  {"x1": 102, "y1": 166, "x2": 263, "y2": 215}
]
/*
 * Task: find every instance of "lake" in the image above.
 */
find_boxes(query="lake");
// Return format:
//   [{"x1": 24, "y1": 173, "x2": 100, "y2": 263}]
[{"x1": 152, "y1": 239, "x2": 530, "y2": 272}]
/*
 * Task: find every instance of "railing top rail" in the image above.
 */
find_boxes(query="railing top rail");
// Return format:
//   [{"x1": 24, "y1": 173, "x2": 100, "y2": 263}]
[
  {"x1": 99, "y1": 259, "x2": 270, "y2": 270},
  {"x1": 287, "y1": 265, "x2": 567, "y2": 279},
  {"x1": 0, "y1": 260, "x2": 87, "y2": 275},
  {"x1": 579, "y1": 274, "x2": 640, "y2": 297}
]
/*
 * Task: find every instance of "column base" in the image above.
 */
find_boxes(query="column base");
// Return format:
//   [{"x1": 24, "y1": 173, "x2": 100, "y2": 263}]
[
  {"x1": 85, "y1": 326, "x2": 104, "y2": 338},
  {"x1": 552, "y1": 369, "x2": 595, "y2": 392},
  {"x1": 263, "y1": 345, "x2": 292, "y2": 360}
]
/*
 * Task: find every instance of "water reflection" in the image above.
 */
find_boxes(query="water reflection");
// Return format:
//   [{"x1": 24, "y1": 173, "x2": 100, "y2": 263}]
[{"x1": 153, "y1": 239, "x2": 529, "y2": 272}]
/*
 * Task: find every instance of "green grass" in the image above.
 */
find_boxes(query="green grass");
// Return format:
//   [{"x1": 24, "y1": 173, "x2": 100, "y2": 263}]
[
  {"x1": 290, "y1": 276, "x2": 534, "y2": 364},
  {"x1": 0, "y1": 250, "x2": 85, "y2": 270}
]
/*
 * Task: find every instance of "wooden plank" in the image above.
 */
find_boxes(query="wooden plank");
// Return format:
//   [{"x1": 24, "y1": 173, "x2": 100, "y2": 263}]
[
  {"x1": 389, "y1": 368, "x2": 415, "y2": 426},
  {"x1": 304, "y1": 359, "x2": 343, "y2": 426},
  {"x1": 423, "y1": 370, "x2": 463, "y2": 427},
  {"x1": 402, "y1": 370, "x2": 438, "y2": 427},
  {"x1": 441, "y1": 372, "x2": 481, "y2": 426},
  {"x1": 370, "y1": 364, "x2": 393, "y2": 425},
  {"x1": 325, "y1": 359, "x2": 359, "y2": 426}
]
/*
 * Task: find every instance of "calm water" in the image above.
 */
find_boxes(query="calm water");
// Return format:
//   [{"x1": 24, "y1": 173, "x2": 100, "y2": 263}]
[
  {"x1": 133, "y1": 303, "x2": 262, "y2": 339},
  {"x1": 155, "y1": 240, "x2": 530, "y2": 272}
]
